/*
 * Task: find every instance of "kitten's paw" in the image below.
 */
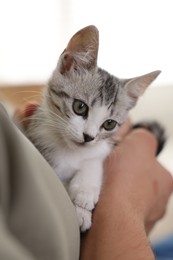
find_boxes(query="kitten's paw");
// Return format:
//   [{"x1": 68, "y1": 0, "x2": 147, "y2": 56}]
[
  {"x1": 68, "y1": 180, "x2": 100, "y2": 231},
  {"x1": 76, "y1": 206, "x2": 92, "y2": 232},
  {"x1": 75, "y1": 190, "x2": 99, "y2": 211},
  {"x1": 68, "y1": 184, "x2": 99, "y2": 211}
]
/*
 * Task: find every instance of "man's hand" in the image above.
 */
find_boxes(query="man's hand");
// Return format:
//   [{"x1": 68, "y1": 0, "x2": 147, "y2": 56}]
[
  {"x1": 14, "y1": 103, "x2": 39, "y2": 129},
  {"x1": 105, "y1": 129, "x2": 173, "y2": 233},
  {"x1": 81, "y1": 129, "x2": 173, "y2": 260}
]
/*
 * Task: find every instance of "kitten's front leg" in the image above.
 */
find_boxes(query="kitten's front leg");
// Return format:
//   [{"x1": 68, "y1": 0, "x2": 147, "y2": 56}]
[{"x1": 68, "y1": 159, "x2": 103, "y2": 232}]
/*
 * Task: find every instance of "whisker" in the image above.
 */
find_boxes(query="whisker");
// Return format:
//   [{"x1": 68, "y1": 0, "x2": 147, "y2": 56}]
[
  {"x1": 21, "y1": 95, "x2": 43, "y2": 103},
  {"x1": 28, "y1": 114, "x2": 69, "y2": 130},
  {"x1": 28, "y1": 118, "x2": 65, "y2": 129},
  {"x1": 15, "y1": 90, "x2": 44, "y2": 94},
  {"x1": 23, "y1": 104, "x2": 80, "y2": 142},
  {"x1": 48, "y1": 112, "x2": 72, "y2": 129}
]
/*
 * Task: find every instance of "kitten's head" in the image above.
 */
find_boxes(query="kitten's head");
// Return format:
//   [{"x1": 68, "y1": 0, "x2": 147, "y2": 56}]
[{"x1": 46, "y1": 25, "x2": 160, "y2": 149}]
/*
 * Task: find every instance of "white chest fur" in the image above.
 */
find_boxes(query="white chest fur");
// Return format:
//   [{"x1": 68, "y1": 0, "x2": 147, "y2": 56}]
[
  {"x1": 51, "y1": 139, "x2": 112, "y2": 231},
  {"x1": 52, "y1": 140, "x2": 111, "y2": 183}
]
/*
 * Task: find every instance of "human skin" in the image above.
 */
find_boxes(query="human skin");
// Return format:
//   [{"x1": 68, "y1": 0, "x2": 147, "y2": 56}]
[{"x1": 80, "y1": 129, "x2": 173, "y2": 260}]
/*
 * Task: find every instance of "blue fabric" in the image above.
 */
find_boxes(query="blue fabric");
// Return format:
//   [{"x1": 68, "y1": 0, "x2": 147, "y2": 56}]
[{"x1": 152, "y1": 234, "x2": 173, "y2": 260}]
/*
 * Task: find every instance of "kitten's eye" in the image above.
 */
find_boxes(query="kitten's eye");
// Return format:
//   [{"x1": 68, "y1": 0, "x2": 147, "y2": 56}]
[
  {"x1": 73, "y1": 99, "x2": 88, "y2": 116},
  {"x1": 102, "y1": 119, "x2": 117, "y2": 131}
]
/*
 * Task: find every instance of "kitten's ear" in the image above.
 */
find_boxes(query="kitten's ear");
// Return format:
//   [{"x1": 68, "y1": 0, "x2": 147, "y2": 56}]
[
  {"x1": 124, "y1": 70, "x2": 161, "y2": 99},
  {"x1": 59, "y1": 25, "x2": 99, "y2": 74}
]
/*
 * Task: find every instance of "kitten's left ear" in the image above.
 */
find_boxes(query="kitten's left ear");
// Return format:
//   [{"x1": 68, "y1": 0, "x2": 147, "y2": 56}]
[
  {"x1": 59, "y1": 25, "x2": 99, "y2": 74},
  {"x1": 124, "y1": 70, "x2": 161, "y2": 99}
]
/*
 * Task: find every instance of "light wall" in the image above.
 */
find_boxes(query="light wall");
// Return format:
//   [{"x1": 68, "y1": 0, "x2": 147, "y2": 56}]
[{"x1": 0, "y1": 0, "x2": 173, "y2": 86}]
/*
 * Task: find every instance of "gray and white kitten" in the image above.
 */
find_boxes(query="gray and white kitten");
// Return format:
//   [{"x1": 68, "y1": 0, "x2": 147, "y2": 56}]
[{"x1": 26, "y1": 25, "x2": 161, "y2": 231}]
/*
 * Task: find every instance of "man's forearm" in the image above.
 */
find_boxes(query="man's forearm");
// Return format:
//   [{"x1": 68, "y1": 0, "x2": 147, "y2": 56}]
[{"x1": 80, "y1": 196, "x2": 155, "y2": 260}]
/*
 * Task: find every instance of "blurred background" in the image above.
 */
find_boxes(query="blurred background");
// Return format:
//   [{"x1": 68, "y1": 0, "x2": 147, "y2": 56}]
[
  {"x1": 0, "y1": 0, "x2": 173, "y2": 85},
  {"x1": 0, "y1": 0, "x2": 173, "y2": 244}
]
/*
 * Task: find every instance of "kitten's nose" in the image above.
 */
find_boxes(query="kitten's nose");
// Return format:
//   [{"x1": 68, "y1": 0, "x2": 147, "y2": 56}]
[{"x1": 83, "y1": 133, "x2": 95, "y2": 143}]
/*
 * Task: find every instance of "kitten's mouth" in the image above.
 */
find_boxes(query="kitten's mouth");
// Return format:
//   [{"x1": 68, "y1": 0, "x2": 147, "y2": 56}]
[
  {"x1": 72, "y1": 139, "x2": 93, "y2": 147},
  {"x1": 73, "y1": 140, "x2": 86, "y2": 146}
]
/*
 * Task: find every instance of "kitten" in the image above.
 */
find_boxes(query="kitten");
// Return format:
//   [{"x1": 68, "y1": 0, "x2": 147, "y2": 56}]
[{"x1": 25, "y1": 25, "x2": 161, "y2": 231}]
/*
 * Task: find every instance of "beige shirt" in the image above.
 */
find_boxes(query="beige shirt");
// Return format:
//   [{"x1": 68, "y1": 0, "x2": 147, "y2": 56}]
[{"x1": 0, "y1": 104, "x2": 80, "y2": 260}]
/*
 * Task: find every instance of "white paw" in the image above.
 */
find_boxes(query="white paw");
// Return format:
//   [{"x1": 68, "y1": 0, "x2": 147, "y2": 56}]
[
  {"x1": 68, "y1": 183, "x2": 100, "y2": 231},
  {"x1": 76, "y1": 206, "x2": 92, "y2": 232},
  {"x1": 68, "y1": 184, "x2": 99, "y2": 211}
]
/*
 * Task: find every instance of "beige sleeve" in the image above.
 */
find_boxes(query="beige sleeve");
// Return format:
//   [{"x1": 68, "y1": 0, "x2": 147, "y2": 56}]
[{"x1": 0, "y1": 104, "x2": 80, "y2": 260}]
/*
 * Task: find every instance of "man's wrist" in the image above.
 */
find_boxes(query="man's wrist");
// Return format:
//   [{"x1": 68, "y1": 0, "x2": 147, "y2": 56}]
[{"x1": 81, "y1": 195, "x2": 155, "y2": 260}]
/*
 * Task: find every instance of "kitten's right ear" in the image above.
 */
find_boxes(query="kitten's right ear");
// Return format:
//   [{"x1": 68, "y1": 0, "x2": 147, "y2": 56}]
[{"x1": 58, "y1": 25, "x2": 99, "y2": 75}]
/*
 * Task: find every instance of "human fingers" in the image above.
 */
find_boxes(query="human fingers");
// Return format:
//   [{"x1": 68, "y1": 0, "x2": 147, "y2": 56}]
[
  {"x1": 145, "y1": 162, "x2": 173, "y2": 233},
  {"x1": 105, "y1": 128, "x2": 158, "y2": 182},
  {"x1": 104, "y1": 129, "x2": 173, "y2": 226},
  {"x1": 13, "y1": 103, "x2": 39, "y2": 129},
  {"x1": 115, "y1": 118, "x2": 132, "y2": 139},
  {"x1": 130, "y1": 131, "x2": 173, "y2": 229}
]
